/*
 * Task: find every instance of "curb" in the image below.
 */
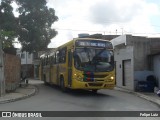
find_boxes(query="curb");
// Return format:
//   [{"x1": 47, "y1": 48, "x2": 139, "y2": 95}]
[
  {"x1": 115, "y1": 87, "x2": 160, "y2": 107},
  {"x1": 135, "y1": 92, "x2": 160, "y2": 107},
  {"x1": 0, "y1": 85, "x2": 38, "y2": 104}
]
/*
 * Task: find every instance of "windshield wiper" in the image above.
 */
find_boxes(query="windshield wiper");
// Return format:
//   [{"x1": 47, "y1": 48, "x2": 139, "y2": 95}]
[
  {"x1": 84, "y1": 47, "x2": 91, "y2": 64},
  {"x1": 92, "y1": 48, "x2": 106, "y2": 63}
]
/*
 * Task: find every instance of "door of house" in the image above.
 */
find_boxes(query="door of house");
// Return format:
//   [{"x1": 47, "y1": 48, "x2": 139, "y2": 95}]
[{"x1": 122, "y1": 59, "x2": 131, "y2": 88}]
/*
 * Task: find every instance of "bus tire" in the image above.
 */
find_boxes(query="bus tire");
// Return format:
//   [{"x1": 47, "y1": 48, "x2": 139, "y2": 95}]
[
  {"x1": 92, "y1": 89, "x2": 98, "y2": 93},
  {"x1": 60, "y1": 77, "x2": 67, "y2": 92}
]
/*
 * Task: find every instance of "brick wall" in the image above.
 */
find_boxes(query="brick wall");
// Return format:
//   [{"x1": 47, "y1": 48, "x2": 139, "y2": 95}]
[{"x1": 4, "y1": 54, "x2": 21, "y2": 91}]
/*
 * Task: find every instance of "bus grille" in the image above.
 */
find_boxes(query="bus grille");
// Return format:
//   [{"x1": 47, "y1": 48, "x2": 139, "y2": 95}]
[
  {"x1": 93, "y1": 75, "x2": 108, "y2": 78},
  {"x1": 88, "y1": 83, "x2": 103, "y2": 87}
]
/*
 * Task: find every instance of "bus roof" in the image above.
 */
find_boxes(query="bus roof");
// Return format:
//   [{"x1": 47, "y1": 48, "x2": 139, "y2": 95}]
[
  {"x1": 41, "y1": 38, "x2": 112, "y2": 58},
  {"x1": 57, "y1": 38, "x2": 110, "y2": 49}
]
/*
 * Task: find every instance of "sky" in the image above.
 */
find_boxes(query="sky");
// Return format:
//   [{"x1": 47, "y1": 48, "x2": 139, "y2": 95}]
[
  {"x1": 46, "y1": 0, "x2": 160, "y2": 48},
  {"x1": 7, "y1": 0, "x2": 160, "y2": 48}
]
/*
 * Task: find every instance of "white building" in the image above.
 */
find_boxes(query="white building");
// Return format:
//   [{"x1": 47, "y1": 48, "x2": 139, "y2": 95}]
[
  {"x1": 152, "y1": 54, "x2": 160, "y2": 88},
  {"x1": 16, "y1": 49, "x2": 35, "y2": 78},
  {"x1": 17, "y1": 49, "x2": 33, "y2": 65},
  {"x1": 111, "y1": 35, "x2": 160, "y2": 91}
]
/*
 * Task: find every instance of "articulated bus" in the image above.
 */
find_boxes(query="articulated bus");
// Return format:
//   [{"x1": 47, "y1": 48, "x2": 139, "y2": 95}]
[{"x1": 40, "y1": 38, "x2": 115, "y2": 92}]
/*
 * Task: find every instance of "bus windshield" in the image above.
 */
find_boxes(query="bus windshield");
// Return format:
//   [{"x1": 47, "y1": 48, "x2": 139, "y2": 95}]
[{"x1": 74, "y1": 48, "x2": 114, "y2": 72}]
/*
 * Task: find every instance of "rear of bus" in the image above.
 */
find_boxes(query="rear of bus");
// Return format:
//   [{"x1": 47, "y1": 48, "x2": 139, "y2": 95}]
[{"x1": 71, "y1": 38, "x2": 115, "y2": 92}]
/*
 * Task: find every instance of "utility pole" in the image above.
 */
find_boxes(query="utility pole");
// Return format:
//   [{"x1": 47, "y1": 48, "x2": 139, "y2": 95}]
[
  {"x1": 0, "y1": 39, "x2": 5, "y2": 97},
  {"x1": 121, "y1": 28, "x2": 123, "y2": 35}
]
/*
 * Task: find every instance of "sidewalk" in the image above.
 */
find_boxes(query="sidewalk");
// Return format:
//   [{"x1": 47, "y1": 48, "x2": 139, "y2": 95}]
[
  {"x1": 0, "y1": 79, "x2": 160, "y2": 106},
  {"x1": 0, "y1": 79, "x2": 40, "y2": 104},
  {"x1": 115, "y1": 87, "x2": 160, "y2": 107}
]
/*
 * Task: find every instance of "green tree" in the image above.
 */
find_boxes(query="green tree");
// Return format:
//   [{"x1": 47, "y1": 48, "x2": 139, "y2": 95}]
[
  {"x1": 15, "y1": 0, "x2": 58, "y2": 53},
  {"x1": 0, "y1": 0, "x2": 17, "y2": 50}
]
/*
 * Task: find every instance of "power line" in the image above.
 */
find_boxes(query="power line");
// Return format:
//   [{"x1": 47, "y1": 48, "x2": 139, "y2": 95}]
[
  {"x1": 54, "y1": 28, "x2": 160, "y2": 36},
  {"x1": 55, "y1": 28, "x2": 105, "y2": 33}
]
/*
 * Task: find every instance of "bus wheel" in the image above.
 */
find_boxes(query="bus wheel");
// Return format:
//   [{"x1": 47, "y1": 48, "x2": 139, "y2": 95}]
[
  {"x1": 60, "y1": 77, "x2": 67, "y2": 92},
  {"x1": 92, "y1": 89, "x2": 98, "y2": 93}
]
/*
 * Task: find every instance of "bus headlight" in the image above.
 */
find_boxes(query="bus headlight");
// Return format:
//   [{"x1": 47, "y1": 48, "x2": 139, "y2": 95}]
[
  {"x1": 74, "y1": 74, "x2": 83, "y2": 81},
  {"x1": 110, "y1": 76, "x2": 114, "y2": 80},
  {"x1": 77, "y1": 75, "x2": 83, "y2": 81}
]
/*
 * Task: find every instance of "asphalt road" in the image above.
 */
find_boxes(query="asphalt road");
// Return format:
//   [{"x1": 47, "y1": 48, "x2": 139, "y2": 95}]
[{"x1": 0, "y1": 80, "x2": 159, "y2": 120}]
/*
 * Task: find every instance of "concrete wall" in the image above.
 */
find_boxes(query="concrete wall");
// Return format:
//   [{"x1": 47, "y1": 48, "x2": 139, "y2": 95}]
[
  {"x1": 111, "y1": 35, "x2": 127, "y2": 47},
  {"x1": 132, "y1": 37, "x2": 154, "y2": 84},
  {"x1": 4, "y1": 54, "x2": 21, "y2": 91},
  {"x1": 115, "y1": 46, "x2": 134, "y2": 90},
  {"x1": 112, "y1": 35, "x2": 159, "y2": 91},
  {"x1": 133, "y1": 37, "x2": 160, "y2": 85},
  {"x1": 113, "y1": 35, "x2": 134, "y2": 90},
  {"x1": 133, "y1": 37, "x2": 150, "y2": 71},
  {"x1": 153, "y1": 55, "x2": 160, "y2": 88},
  {"x1": 150, "y1": 38, "x2": 160, "y2": 55}
]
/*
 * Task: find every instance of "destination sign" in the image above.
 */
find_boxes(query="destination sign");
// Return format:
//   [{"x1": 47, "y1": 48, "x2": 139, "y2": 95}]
[{"x1": 76, "y1": 40, "x2": 113, "y2": 49}]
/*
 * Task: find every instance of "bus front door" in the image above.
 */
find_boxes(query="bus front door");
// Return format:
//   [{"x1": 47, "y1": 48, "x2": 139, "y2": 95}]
[{"x1": 68, "y1": 50, "x2": 72, "y2": 87}]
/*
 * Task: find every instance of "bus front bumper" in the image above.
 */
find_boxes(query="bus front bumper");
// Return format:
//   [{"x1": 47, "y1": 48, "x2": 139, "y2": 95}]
[{"x1": 71, "y1": 80, "x2": 115, "y2": 90}]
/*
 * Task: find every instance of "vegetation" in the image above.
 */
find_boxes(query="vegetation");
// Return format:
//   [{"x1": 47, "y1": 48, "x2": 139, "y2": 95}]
[
  {"x1": 0, "y1": 0, "x2": 58, "y2": 53},
  {"x1": 0, "y1": 0, "x2": 17, "y2": 50}
]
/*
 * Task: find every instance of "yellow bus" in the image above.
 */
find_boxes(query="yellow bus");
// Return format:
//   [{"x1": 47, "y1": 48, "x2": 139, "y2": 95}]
[{"x1": 40, "y1": 38, "x2": 115, "y2": 93}]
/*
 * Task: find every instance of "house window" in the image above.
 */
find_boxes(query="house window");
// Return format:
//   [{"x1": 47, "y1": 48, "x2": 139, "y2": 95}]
[
  {"x1": 17, "y1": 54, "x2": 21, "y2": 58},
  {"x1": 21, "y1": 53, "x2": 25, "y2": 59},
  {"x1": 28, "y1": 53, "x2": 31, "y2": 59}
]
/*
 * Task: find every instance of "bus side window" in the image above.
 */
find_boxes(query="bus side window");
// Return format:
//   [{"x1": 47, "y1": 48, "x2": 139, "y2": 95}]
[
  {"x1": 48, "y1": 55, "x2": 50, "y2": 65},
  {"x1": 50, "y1": 56, "x2": 52, "y2": 65},
  {"x1": 48, "y1": 56, "x2": 51, "y2": 65},
  {"x1": 41, "y1": 58, "x2": 43, "y2": 66},
  {"x1": 42, "y1": 58, "x2": 44, "y2": 66},
  {"x1": 45, "y1": 56, "x2": 47, "y2": 65},
  {"x1": 54, "y1": 54, "x2": 56, "y2": 64},
  {"x1": 54, "y1": 53, "x2": 56, "y2": 64},
  {"x1": 51, "y1": 55, "x2": 55, "y2": 65},
  {"x1": 46, "y1": 56, "x2": 48, "y2": 65},
  {"x1": 44, "y1": 57, "x2": 46, "y2": 65},
  {"x1": 56, "y1": 51, "x2": 59, "y2": 64},
  {"x1": 59, "y1": 47, "x2": 67, "y2": 63},
  {"x1": 47, "y1": 55, "x2": 50, "y2": 65},
  {"x1": 63, "y1": 47, "x2": 67, "y2": 63}
]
